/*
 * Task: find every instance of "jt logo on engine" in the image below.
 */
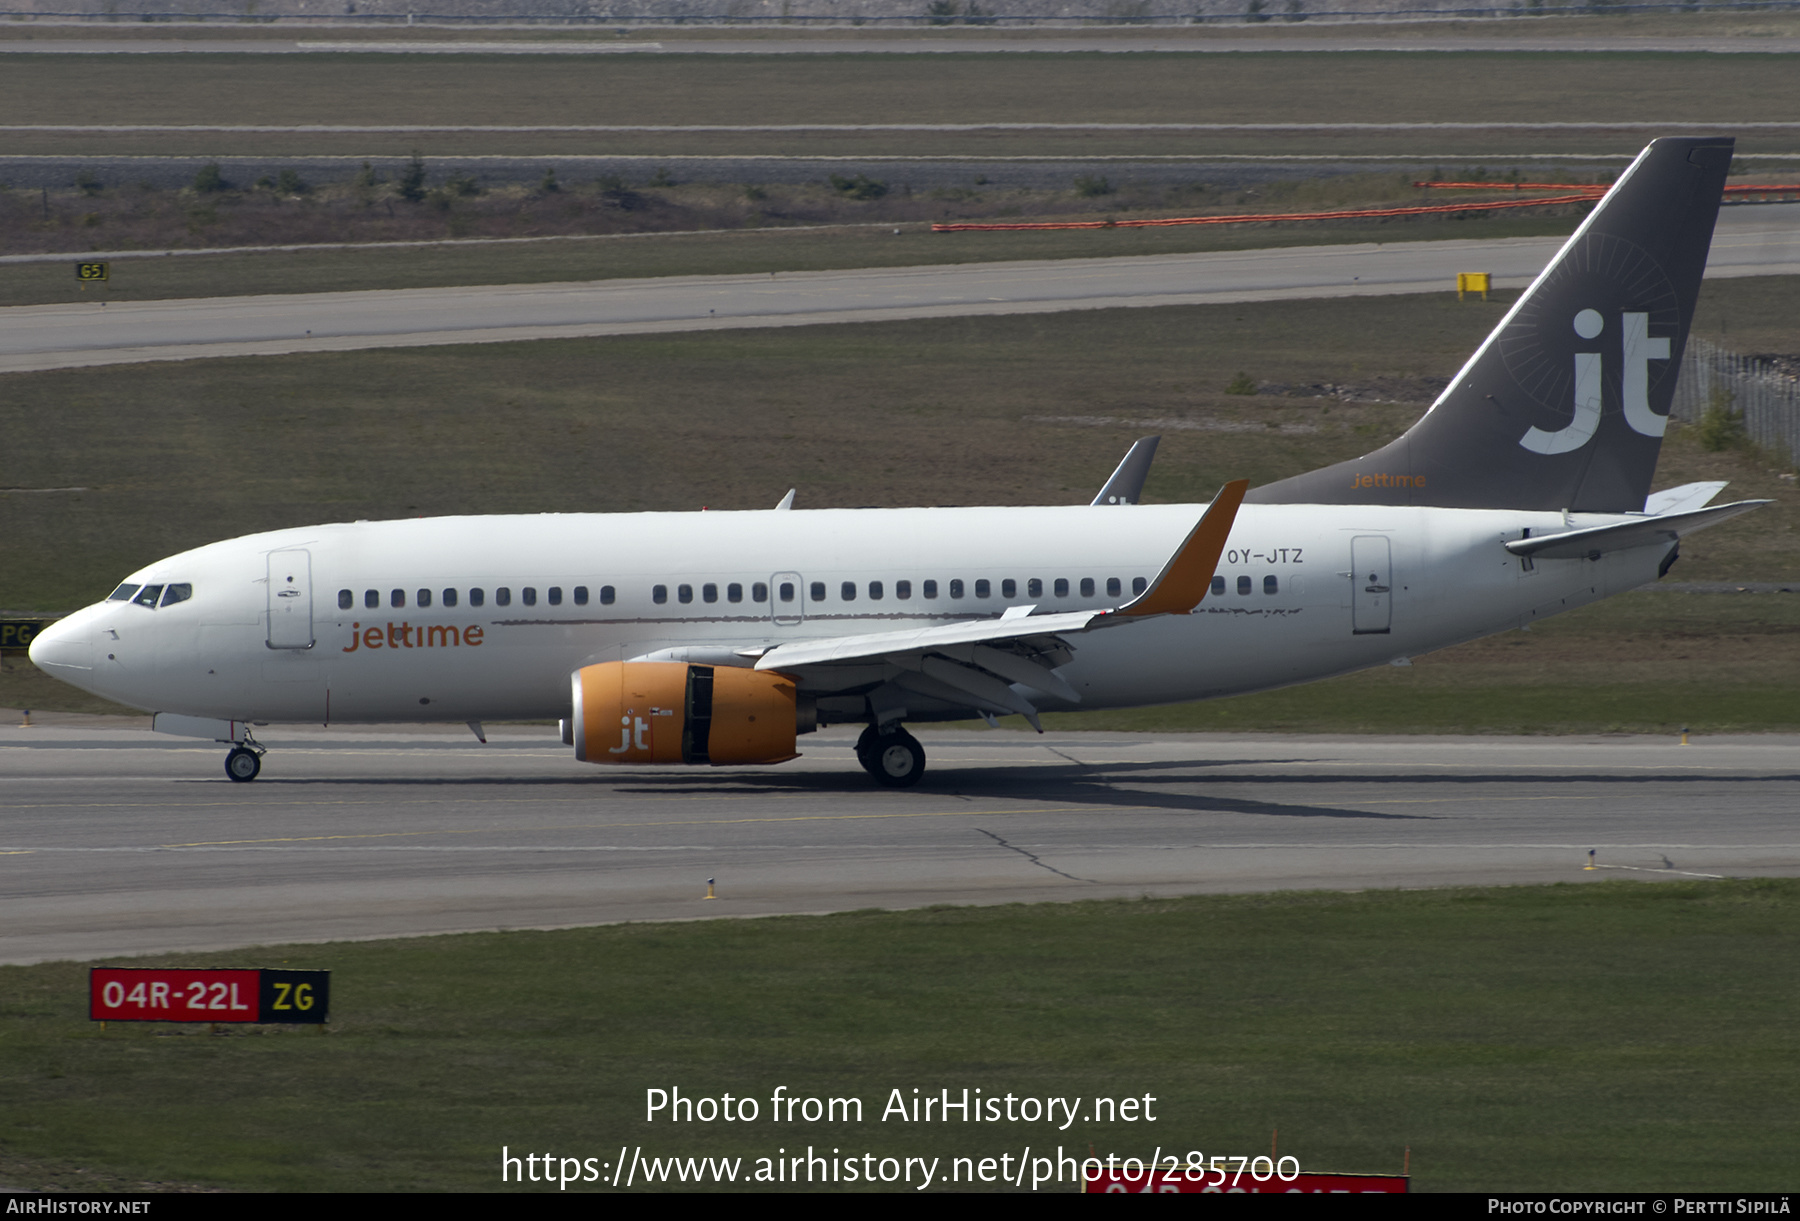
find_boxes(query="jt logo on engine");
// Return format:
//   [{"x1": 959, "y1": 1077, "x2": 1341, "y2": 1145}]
[{"x1": 1520, "y1": 309, "x2": 1672, "y2": 454}]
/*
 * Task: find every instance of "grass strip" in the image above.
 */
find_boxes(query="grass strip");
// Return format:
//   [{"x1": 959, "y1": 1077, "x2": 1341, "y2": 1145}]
[
  {"x1": 5, "y1": 52, "x2": 1800, "y2": 130},
  {"x1": 1, "y1": 880, "x2": 1794, "y2": 1192}
]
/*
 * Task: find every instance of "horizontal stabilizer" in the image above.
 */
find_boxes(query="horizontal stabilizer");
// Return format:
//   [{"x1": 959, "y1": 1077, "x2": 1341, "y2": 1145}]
[
  {"x1": 1643, "y1": 480, "x2": 1728, "y2": 516},
  {"x1": 1505, "y1": 500, "x2": 1769, "y2": 560}
]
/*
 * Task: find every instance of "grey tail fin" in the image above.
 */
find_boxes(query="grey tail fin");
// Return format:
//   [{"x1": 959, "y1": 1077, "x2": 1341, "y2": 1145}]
[{"x1": 1246, "y1": 136, "x2": 1733, "y2": 513}]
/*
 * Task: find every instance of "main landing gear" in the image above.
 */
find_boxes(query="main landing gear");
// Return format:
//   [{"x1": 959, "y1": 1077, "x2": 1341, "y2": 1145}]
[
  {"x1": 856, "y1": 724, "x2": 926, "y2": 788},
  {"x1": 224, "y1": 734, "x2": 266, "y2": 783}
]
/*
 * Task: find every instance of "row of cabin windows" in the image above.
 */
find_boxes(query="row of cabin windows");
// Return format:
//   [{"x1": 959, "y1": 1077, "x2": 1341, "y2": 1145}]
[
  {"x1": 649, "y1": 576, "x2": 1152, "y2": 605},
  {"x1": 332, "y1": 574, "x2": 1282, "y2": 613},
  {"x1": 1213, "y1": 575, "x2": 1281, "y2": 596},
  {"x1": 337, "y1": 585, "x2": 617, "y2": 612}
]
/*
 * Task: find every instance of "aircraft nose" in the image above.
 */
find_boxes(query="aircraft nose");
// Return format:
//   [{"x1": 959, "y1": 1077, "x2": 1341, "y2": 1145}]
[{"x1": 28, "y1": 612, "x2": 93, "y2": 674}]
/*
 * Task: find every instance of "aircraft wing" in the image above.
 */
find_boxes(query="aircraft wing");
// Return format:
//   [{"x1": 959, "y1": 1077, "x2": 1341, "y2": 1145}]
[
  {"x1": 1505, "y1": 499, "x2": 1769, "y2": 561},
  {"x1": 750, "y1": 481, "x2": 1247, "y2": 726}
]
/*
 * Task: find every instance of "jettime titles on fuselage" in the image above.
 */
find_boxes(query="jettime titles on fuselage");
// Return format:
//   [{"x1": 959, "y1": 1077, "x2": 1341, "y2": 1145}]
[{"x1": 341, "y1": 621, "x2": 485, "y2": 652}]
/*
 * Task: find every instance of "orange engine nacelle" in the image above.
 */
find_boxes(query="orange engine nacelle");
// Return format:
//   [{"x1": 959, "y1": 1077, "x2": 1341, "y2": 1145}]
[{"x1": 570, "y1": 661, "x2": 806, "y2": 766}]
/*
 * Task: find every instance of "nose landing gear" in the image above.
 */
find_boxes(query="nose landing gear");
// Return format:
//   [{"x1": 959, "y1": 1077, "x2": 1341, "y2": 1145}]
[
  {"x1": 855, "y1": 724, "x2": 926, "y2": 788},
  {"x1": 224, "y1": 734, "x2": 266, "y2": 783}
]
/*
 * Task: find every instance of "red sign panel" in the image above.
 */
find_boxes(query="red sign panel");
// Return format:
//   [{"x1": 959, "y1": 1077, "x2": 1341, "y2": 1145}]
[
  {"x1": 90, "y1": 968, "x2": 328, "y2": 1024},
  {"x1": 1083, "y1": 1168, "x2": 1408, "y2": 1193}
]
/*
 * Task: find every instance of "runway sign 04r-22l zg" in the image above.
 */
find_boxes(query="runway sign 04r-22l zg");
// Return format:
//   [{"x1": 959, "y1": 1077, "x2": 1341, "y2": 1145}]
[{"x1": 90, "y1": 968, "x2": 330, "y2": 1025}]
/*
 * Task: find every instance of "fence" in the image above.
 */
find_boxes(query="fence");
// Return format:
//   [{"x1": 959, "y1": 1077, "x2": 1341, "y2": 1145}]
[{"x1": 1672, "y1": 337, "x2": 1800, "y2": 467}]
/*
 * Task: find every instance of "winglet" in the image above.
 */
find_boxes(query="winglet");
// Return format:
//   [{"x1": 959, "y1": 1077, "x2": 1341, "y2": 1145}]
[
  {"x1": 774, "y1": 489, "x2": 796, "y2": 511},
  {"x1": 1091, "y1": 436, "x2": 1161, "y2": 505},
  {"x1": 1116, "y1": 480, "x2": 1248, "y2": 617}
]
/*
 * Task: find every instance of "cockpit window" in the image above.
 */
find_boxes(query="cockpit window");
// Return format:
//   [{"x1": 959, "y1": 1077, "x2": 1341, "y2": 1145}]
[
  {"x1": 159, "y1": 583, "x2": 193, "y2": 608},
  {"x1": 108, "y1": 583, "x2": 141, "y2": 602},
  {"x1": 132, "y1": 585, "x2": 164, "y2": 608}
]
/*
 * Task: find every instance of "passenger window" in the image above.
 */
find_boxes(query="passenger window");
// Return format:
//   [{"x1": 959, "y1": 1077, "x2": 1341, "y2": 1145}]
[
  {"x1": 470, "y1": 588, "x2": 486, "y2": 607},
  {"x1": 1264, "y1": 575, "x2": 1279, "y2": 595},
  {"x1": 1027, "y1": 578, "x2": 1042, "y2": 598},
  {"x1": 1133, "y1": 577, "x2": 1147, "y2": 595},
  {"x1": 391, "y1": 589, "x2": 406, "y2": 609},
  {"x1": 600, "y1": 586, "x2": 615, "y2": 605},
  {"x1": 573, "y1": 586, "x2": 588, "y2": 606},
  {"x1": 109, "y1": 584, "x2": 141, "y2": 602},
  {"x1": 810, "y1": 581, "x2": 825, "y2": 602},
  {"x1": 496, "y1": 588, "x2": 511, "y2": 607},
  {"x1": 869, "y1": 581, "x2": 883, "y2": 601},
  {"x1": 133, "y1": 585, "x2": 163, "y2": 608},
  {"x1": 975, "y1": 579, "x2": 990, "y2": 598},
  {"x1": 1211, "y1": 576, "x2": 1225, "y2": 596},
  {"x1": 950, "y1": 579, "x2": 965, "y2": 599},
  {"x1": 160, "y1": 583, "x2": 192, "y2": 607},
  {"x1": 1054, "y1": 578, "x2": 1069, "y2": 598},
  {"x1": 364, "y1": 590, "x2": 379, "y2": 610},
  {"x1": 443, "y1": 588, "x2": 459, "y2": 608},
  {"x1": 1237, "y1": 576, "x2": 1252, "y2": 596},
  {"x1": 923, "y1": 580, "x2": 938, "y2": 599},
  {"x1": 678, "y1": 584, "x2": 693, "y2": 604},
  {"x1": 779, "y1": 582, "x2": 795, "y2": 603},
  {"x1": 1080, "y1": 578, "x2": 1095, "y2": 598},
  {"x1": 752, "y1": 582, "x2": 768, "y2": 603},
  {"x1": 1106, "y1": 577, "x2": 1122, "y2": 598},
  {"x1": 338, "y1": 589, "x2": 353, "y2": 610},
  {"x1": 1001, "y1": 578, "x2": 1016, "y2": 599},
  {"x1": 522, "y1": 587, "x2": 537, "y2": 607},
  {"x1": 896, "y1": 580, "x2": 912, "y2": 599},
  {"x1": 417, "y1": 588, "x2": 432, "y2": 608},
  {"x1": 728, "y1": 583, "x2": 743, "y2": 603},
  {"x1": 548, "y1": 587, "x2": 561, "y2": 606},
  {"x1": 653, "y1": 585, "x2": 668, "y2": 605},
  {"x1": 841, "y1": 582, "x2": 856, "y2": 602},
  {"x1": 703, "y1": 583, "x2": 718, "y2": 604}
]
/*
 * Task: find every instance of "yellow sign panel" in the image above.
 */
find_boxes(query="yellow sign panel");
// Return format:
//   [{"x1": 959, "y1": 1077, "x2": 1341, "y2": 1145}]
[{"x1": 1457, "y1": 272, "x2": 1491, "y2": 300}]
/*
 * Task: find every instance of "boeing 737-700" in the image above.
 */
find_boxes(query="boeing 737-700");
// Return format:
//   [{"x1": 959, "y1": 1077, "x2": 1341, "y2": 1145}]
[{"x1": 29, "y1": 137, "x2": 1766, "y2": 787}]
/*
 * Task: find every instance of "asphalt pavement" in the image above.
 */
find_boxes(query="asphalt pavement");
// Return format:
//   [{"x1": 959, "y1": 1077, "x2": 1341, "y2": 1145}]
[
  {"x1": 3, "y1": 721, "x2": 1794, "y2": 964},
  {"x1": 3, "y1": 203, "x2": 1797, "y2": 373}
]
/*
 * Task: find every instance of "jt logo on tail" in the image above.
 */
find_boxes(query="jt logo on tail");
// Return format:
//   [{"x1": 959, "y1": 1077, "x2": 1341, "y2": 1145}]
[{"x1": 1520, "y1": 309, "x2": 1673, "y2": 454}]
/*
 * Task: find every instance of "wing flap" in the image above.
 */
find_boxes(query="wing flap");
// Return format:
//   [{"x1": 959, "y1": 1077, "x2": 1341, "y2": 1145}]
[{"x1": 753, "y1": 608, "x2": 1103, "y2": 672}]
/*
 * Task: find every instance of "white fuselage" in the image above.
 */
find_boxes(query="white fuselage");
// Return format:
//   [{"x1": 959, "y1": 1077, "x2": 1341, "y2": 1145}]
[{"x1": 32, "y1": 501, "x2": 1667, "y2": 727}]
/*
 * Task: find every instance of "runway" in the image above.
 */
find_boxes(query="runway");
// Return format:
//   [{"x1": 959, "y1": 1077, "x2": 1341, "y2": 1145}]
[
  {"x1": 5, "y1": 204, "x2": 1799, "y2": 373},
  {"x1": 3, "y1": 720, "x2": 1795, "y2": 965},
  {"x1": 9, "y1": 35, "x2": 1800, "y2": 54}
]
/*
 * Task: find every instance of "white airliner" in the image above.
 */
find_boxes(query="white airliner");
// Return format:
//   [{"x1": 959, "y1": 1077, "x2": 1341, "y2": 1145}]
[{"x1": 30, "y1": 136, "x2": 1765, "y2": 787}]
